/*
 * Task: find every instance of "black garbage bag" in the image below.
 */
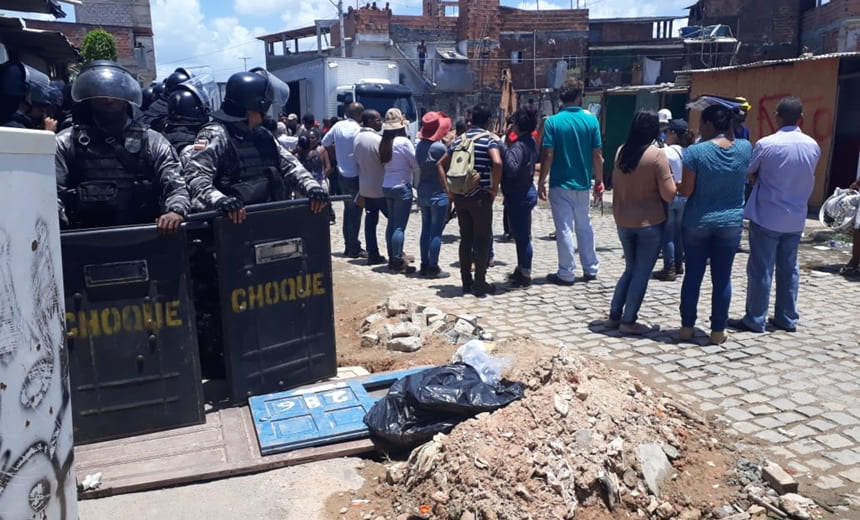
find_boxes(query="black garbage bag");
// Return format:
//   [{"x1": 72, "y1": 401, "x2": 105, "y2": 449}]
[{"x1": 363, "y1": 363, "x2": 525, "y2": 450}]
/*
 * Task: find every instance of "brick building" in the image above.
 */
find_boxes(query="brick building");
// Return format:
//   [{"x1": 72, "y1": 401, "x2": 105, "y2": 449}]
[
  {"x1": 20, "y1": 0, "x2": 155, "y2": 83},
  {"x1": 588, "y1": 17, "x2": 684, "y2": 88},
  {"x1": 801, "y1": 0, "x2": 860, "y2": 53},
  {"x1": 685, "y1": 0, "x2": 810, "y2": 65}
]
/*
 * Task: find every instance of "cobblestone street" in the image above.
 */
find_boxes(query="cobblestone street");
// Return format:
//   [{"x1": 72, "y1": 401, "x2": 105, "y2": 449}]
[{"x1": 329, "y1": 195, "x2": 860, "y2": 512}]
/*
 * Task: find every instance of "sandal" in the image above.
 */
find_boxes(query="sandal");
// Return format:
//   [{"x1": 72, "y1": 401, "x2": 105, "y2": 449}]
[{"x1": 839, "y1": 264, "x2": 860, "y2": 277}]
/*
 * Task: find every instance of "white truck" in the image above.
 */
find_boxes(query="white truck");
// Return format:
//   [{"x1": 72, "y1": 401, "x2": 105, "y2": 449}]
[{"x1": 269, "y1": 57, "x2": 418, "y2": 137}]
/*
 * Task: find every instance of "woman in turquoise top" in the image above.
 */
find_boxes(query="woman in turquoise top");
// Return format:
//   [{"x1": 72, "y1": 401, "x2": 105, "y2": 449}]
[{"x1": 678, "y1": 104, "x2": 752, "y2": 345}]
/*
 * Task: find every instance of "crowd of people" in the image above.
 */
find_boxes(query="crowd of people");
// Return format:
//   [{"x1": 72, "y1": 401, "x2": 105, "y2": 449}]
[{"x1": 2, "y1": 57, "x2": 855, "y2": 347}]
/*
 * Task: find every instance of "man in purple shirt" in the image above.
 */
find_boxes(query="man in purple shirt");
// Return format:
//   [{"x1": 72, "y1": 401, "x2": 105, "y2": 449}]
[{"x1": 728, "y1": 97, "x2": 820, "y2": 333}]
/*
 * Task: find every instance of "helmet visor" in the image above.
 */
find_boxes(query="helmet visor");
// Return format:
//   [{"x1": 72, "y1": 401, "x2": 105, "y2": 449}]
[
  {"x1": 72, "y1": 64, "x2": 143, "y2": 107},
  {"x1": 23, "y1": 64, "x2": 51, "y2": 105},
  {"x1": 178, "y1": 73, "x2": 217, "y2": 111},
  {"x1": 250, "y1": 67, "x2": 289, "y2": 106}
]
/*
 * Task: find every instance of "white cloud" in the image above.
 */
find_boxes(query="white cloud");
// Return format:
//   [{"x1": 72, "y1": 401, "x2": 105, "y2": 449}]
[
  {"x1": 151, "y1": 0, "x2": 267, "y2": 82},
  {"x1": 233, "y1": 0, "x2": 282, "y2": 16}
]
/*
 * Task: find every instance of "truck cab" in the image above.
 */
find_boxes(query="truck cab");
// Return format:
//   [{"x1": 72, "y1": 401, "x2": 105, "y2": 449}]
[{"x1": 337, "y1": 80, "x2": 418, "y2": 139}]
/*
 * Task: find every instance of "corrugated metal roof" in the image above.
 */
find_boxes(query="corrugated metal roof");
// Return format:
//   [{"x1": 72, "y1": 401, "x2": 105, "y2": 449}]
[
  {"x1": 684, "y1": 52, "x2": 860, "y2": 74},
  {"x1": 0, "y1": 0, "x2": 80, "y2": 18},
  {"x1": 603, "y1": 82, "x2": 689, "y2": 94},
  {"x1": 0, "y1": 17, "x2": 80, "y2": 62}
]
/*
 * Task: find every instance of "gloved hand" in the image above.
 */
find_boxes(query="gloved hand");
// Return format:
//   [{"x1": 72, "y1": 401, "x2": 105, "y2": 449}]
[
  {"x1": 216, "y1": 196, "x2": 244, "y2": 215},
  {"x1": 307, "y1": 186, "x2": 329, "y2": 214},
  {"x1": 217, "y1": 196, "x2": 246, "y2": 224},
  {"x1": 307, "y1": 187, "x2": 329, "y2": 202}
]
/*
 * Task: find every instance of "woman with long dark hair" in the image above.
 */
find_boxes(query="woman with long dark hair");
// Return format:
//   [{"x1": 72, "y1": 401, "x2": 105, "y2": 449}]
[
  {"x1": 678, "y1": 104, "x2": 752, "y2": 345},
  {"x1": 379, "y1": 108, "x2": 419, "y2": 274},
  {"x1": 653, "y1": 119, "x2": 695, "y2": 281},
  {"x1": 293, "y1": 127, "x2": 335, "y2": 223},
  {"x1": 604, "y1": 110, "x2": 676, "y2": 334}
]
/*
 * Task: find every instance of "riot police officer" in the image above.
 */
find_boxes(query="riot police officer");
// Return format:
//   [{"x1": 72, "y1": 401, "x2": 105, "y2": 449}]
[
  {"x1": 55, "y1": 60, "x2": 191, "y2": 233},
  {"x1": 163, "y1": 76, "x2": 215, "y2": 165},
  {"x1": 183, "y1": 67, "x2": 328, "y2": 223},
  {"x1": 140, "y1": 67, "x2": 191, "y2": 132},
  {"x1": 0, "y1": 60, "x2": 57, "y2": 131}
]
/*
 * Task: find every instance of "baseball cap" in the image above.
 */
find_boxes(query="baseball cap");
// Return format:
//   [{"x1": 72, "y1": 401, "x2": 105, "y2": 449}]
[{"x1": 658, "y1": 108, "x2": 673, "y2": 125}]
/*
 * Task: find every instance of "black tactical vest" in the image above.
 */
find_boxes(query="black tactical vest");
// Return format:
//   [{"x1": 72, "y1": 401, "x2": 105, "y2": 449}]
[
  {"x1": 214, "y1": 122, "x2": 285, "y2": 205},
  {"x1": 163, "y1": 123, "x2": 199, "y2": 155},
  {"x1": 68, "y1": 123, "x2": 159, "y2": 228}
]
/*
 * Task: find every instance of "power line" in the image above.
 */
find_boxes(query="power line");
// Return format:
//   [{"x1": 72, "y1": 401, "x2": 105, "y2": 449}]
[{"x1": 157, "y1": 37, "x2": 262, "y2": 66}]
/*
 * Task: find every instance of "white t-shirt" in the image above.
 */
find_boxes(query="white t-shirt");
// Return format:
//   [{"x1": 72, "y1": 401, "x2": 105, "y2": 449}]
[
  {"x1": 662, "y1": 144, "x2": 685, "y2": 183},
  {"x1": 321, "y1": 118, "x2": 361, "y2": 177},
  {"x1": 382, "y1": 136, "x2": 419, "y2": 188}
]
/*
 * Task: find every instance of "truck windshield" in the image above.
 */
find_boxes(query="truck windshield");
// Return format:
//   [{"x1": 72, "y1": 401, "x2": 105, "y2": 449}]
[{"x1": 356, "y1": 93, "x2": 416, "y2": 122}]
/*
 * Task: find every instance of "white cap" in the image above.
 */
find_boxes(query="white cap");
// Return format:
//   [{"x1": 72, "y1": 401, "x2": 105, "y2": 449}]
[{"x1": 658, "y1": 108, "x2": 673, "y2": 125}]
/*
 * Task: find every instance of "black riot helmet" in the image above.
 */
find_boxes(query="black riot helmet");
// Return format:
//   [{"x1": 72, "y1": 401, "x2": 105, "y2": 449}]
[
  {"x1": 0, "y1": 60, "x2": 51, "y2": 106},
  {"x1": 153, "y1": 81, "x2": 166, "y2": 100},
  {"x1": 168, "y1": 88, "x2": 208, "y2": 121},
  {"x1": 71, "y1": 60, "x2": 143, "y2": 107},
  {"x1": 164, "y1": 67, "x2": 192, "y2": 93},
  {"x1": 215, "y1": 67, "x2": 289, "y2": 121},
  {"x1": 141, "y1": 85, "x2": 156, "y2": 111}
]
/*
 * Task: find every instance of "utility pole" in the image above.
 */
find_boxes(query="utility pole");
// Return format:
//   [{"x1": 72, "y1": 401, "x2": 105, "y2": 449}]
[
  {"x1": 339, "y1": 0, "x2": 346, "y2": 58},
  {"x1": 239, "y1": 57, "x2": 250, "y2": 71}
]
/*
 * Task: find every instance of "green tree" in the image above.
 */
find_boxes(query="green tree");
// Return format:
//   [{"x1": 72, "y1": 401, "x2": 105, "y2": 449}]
[{"x1": 81, "y1": 28, "x2": 117, "y2": 62}]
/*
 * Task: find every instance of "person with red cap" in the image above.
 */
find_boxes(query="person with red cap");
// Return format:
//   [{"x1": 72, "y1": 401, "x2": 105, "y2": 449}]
[{"x1": 415, "y1": 111, "x2": 453, "y2": 278}]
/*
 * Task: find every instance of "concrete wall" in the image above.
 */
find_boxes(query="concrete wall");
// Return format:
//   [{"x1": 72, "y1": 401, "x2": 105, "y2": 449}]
[
  {"x1": 687, "y1": 0, "x2": 802, "y2": 63},
  {"x1": 802, "y1": 0, "x2": 860, "y2": 53},
  {"x1": 689, "y1": 57, "x2": 840, "y2": 206},
  {"x1": 24, "y1": 19, "x2": 155, "y2": 84}
]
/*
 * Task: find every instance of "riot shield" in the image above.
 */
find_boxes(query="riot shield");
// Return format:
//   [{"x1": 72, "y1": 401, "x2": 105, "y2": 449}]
[
  {"x1": 62, "y1": 225, "x2": 204, "y2": 444},
  {"x1": 214, "y1": 200, "x2": 337, "y2": 402}
]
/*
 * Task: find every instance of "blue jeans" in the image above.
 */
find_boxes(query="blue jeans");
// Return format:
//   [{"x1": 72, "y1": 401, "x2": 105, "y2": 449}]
[
  {"x1": 364, "y1": 197, "x2": 389, "y2": 259},
  {"x1": 741, "y1": 221, "x2": 801, "y2": 331},
  {"x1": 418, "y1": 192, "x2": 448, "y2": 269},
  {"x1": 506, "y1": 187, "x2": 537, "y2": 275},
  {"x1": 680, "y1": 225, "x2": 742, "y2": 331},
  {"x1": 610, "y1": 224, "x2": 664, "y2": 324},
  {"x1": 661, "y1": 196, "x2": 686, "y2": 270},
  {"x1": 338, "y1": 175, "x2": 362, "y2": 254},
  {"x1": 548, "y1": 187, "x2": 599, "y2": 281},
  {"x1": 383, "y1": 184, "x2": 413, "y2": 265}
]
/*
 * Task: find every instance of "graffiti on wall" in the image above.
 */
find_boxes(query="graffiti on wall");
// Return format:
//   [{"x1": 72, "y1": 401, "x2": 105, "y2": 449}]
[
  {"x1": 757, "y1": 93, "x2": 834, "y2": 143},
  {"x1": 0, "y1": 217, "x2": 76, "y2": 519}
]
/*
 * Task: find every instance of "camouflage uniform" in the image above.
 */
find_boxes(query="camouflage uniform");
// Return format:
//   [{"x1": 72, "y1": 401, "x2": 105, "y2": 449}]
[
  {"x1": 55, "y1": 120, "x2": 191, "y2": 228},
  {"x1": 184, "y1": 121, "x2": 322, "y2": 210}
]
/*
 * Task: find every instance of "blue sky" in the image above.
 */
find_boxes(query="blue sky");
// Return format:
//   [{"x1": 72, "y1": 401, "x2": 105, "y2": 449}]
[{"x1": 4, "y1": 1, "x2": 693, "y2": 81}]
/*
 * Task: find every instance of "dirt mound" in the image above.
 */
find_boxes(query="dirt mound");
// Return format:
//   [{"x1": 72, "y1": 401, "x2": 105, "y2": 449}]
[{"x1": 366, "y1": 350, "x2": 744, "y2": 520}]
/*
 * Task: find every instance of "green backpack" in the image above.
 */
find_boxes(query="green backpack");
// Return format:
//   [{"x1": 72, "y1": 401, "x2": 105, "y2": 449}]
[{"x1": 446, "y1": 131, "x2": 490, "y2": 195}]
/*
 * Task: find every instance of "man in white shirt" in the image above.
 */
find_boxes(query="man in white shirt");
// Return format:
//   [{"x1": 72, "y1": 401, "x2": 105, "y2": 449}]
[
  {"x1": 322, "y1": 102, "x2": 365, "y2": 257},
  {"x1": 728, "y1": 96, "x2": 821, "y2": 333},
  {"x1": 353, "y1": 110, "x2": 388, "y2": 265}
]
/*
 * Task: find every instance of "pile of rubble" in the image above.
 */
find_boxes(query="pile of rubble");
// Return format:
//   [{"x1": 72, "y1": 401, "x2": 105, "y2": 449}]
[
  {"x1": 359, "y1": 298, "x2": 493, "y2": 353},
  {"x1": 364, "y1": 350, "x2": 825, "y2": 520}
]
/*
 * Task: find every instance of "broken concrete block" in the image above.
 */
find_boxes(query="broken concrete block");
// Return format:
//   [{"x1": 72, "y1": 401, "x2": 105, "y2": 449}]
[
  {"x1": 635, "y1": 443, "x2": 672, "y2": 496},
  {"x1": 444, "y1": 329, "x2": 460, "y2": 343},
  {"x1": 362, "y1": 313, "x2": 385, "y2": 329},
  {"x1": 762, "y1": 460, "x2": 798, "y2": 495},
  {"x1": 411, "y1": 312, "x2": 427, "y2": 327},
  {"x1": 456, "y1": 333, "x2": 477, "y2": 344},
  {"x1": 454, "y1": 319, "x2": 476, "y2": 336},
  {"x1": 388, "y1": 336, "x2": 423, "y2": 352},
  {"x1": 387, "y1": 322, "x2": 420, "y2": 338},
  {"x1": 424, "y1": 306, "x2": 443, "y2": 318},
  {"x1": 361, "y1": 333, "x2": 379, "y2": 348},
  {"x1": 386, "y1": 298, "x2": 408, "y2": 316},
  {"x1": 457, "y1": 314, "x2": 478, "y2": 325},
  {"x1": 407, "y1": 302, "x2": 426, "y2": 316},
  {"x1": 661, "y1": 443, "x2": 680, "y2": 460}
]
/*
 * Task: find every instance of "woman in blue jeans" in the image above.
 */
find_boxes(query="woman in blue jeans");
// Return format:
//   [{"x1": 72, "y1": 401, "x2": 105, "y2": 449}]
[
  {"x1": 653, "y1": 119, "x2": 695, "y2": 281},
  {"x1": 415, "y1": 111, "x2": 452, "y2": 278},
  {"x1": 678, "y1": 104, "x2": 752, "y2": 344},
  {"x1": 502, "y1": 106, "x2": 540, "y2": 287},
  {"x1": 605, "y1": 111, "x2": 676, "y2": 334},
  {"x1": 379, "y1": 108, "x2": 419, "y2": 274}
]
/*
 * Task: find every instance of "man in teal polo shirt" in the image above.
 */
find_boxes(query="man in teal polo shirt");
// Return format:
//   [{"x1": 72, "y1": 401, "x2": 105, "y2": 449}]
[{"x1": 538, "y1": 77, "x2": 604, "y2": 285}]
